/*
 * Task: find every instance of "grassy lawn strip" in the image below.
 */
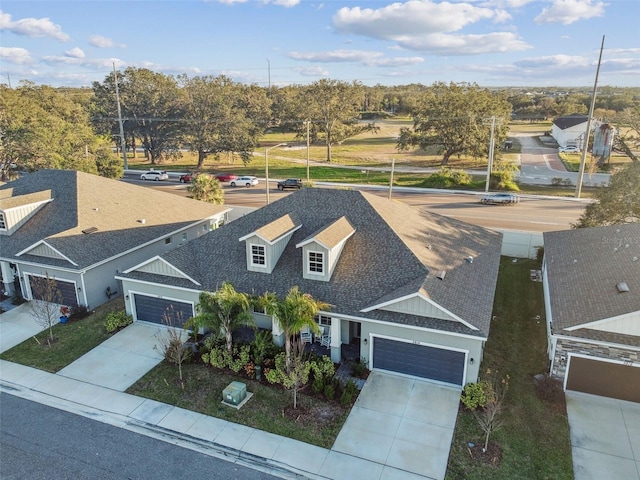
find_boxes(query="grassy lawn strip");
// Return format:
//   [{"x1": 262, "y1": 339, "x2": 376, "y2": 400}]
[
  {"x1": 0, "y1": 298, "x2": 124, "y2": 373},
  {"x1": 126, "y1": 361, "x2": 350, "y2": 449},
  {"x1": 446, "y1": 258, "x2": 573, "y2": 480}
]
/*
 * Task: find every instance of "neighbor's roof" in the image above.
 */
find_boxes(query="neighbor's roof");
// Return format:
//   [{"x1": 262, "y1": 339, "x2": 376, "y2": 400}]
[
  {"x1": 553, "y1": 114, "x2": 589, "y2": 130},
  {"x1": 123, "y1": 188, "x2": 502, "y2": 337},
  {"x1": 0, "y1": 170, "x2": 229, "y2": 269},
  {"x1": 544, "y1": 223, "x2": 640, "y2": 345}
]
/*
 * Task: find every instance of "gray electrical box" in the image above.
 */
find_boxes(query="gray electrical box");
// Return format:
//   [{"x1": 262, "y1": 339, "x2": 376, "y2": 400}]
[{"x1": 222, "y1": 381, "x2": 247, "y2": 406}]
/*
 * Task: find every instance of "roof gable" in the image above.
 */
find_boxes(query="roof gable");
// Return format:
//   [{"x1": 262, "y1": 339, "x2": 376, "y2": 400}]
[
  {"x1": 553, "y1": 114, "x2": 588, "y2": 130},
  {"x1": 124, "y1": 256, "x2": 201, "y2": 286}
]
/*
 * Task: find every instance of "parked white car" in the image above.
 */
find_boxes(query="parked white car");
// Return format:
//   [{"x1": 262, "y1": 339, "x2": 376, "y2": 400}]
[
  {"x1": 559, "y1": 146, "x2": 580, "y2": 153},
  {"x1": 140, "y1": 170, "x2": 169, "y2": 181},
  {"x1": 230, "y1": 176, "x2": 259, "y2": 187}
]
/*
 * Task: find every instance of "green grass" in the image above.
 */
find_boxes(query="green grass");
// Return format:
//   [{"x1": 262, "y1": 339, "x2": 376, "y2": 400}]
[
  {"x1": 446, "y1": 258, "x2": 573, "y2": 480},
  {"x1": 127, "y1": 361, "x2": 351, "y2": 449},
  {"x1": 0, "y1": 298, "x2": 124, "y2": 373}
]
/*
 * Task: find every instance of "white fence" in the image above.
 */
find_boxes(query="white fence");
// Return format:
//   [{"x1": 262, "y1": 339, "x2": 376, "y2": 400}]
[{"x1": 499, "y1": 230, "x2": 544, "y2": 259}]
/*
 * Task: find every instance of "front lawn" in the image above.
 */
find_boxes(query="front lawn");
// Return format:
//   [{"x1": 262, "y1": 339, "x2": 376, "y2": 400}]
[
  {"x1": 0, "y1": 297, "x2": 124, "y2": 372},
  {"x1": 446, "y1": 258, "x2": 573, "y2": 479},
  {"x1": 126, "y1": 360, "x2": 351, "y2": 449}
]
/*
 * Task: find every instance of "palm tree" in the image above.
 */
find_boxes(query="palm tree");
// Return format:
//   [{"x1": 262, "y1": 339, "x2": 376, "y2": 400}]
[
  {"x1": 190, "y1": 282, "x2": 253, "y2": 354},
  {"x1": 262, "y1": 286, "x2": 329, "y2": 370}
]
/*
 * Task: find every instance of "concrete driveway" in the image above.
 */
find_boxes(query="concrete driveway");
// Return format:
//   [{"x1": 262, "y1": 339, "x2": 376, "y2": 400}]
[
  {"x1": 57, "y1": 322, "x2": 185, "y2": 391},
  {"x1": 332, "y1": 371, "x2": 460, "y2": 480},
  {"x1": 0, "y1": 303, "x2": 57, "y2": 354},
  {"x1": 566, "y1": 391, "x2": 640, "y2": 480}
]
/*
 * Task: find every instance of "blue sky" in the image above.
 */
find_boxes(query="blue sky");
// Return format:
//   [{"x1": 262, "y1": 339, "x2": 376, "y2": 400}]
[{"x1": 1, "y1": 0, "x2": 638, "y2": 88}]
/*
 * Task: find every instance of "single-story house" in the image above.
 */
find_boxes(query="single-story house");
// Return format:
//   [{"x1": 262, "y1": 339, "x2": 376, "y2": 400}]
[
  {"x1": 551, "y1": 114, "x2": 588, "y2": 148},
  {"x1": 543, "y1": 223, "x2": 640, "y2": 403},
  {"x1": 118, "y1": 188, "x2": 502, "y2": 386},
  {"x1": 0, "y1": 170, "x2": 229, "y2": 309}
]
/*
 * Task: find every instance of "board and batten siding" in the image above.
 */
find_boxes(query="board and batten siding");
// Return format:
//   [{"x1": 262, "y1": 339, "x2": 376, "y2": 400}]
[
  {"x1": 378, "y1": 296, "x2": 455, "y2": 321},
  {"x1": 1, "y1": 200, "x2": 50, "y2": 235},
  {"x1": 587, "y1": 311, "x2": 640, "y2": 337},
  {"x1": 137, "y1": 259, "x2": 187, "y2": 278}
]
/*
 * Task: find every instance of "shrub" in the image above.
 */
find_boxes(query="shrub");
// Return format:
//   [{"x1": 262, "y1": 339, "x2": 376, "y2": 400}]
[
  {"x1": 323, "y1": 383, "x2": 335, "y2": 400},
  {"x1": 104, "y1": 310, "x2": 133, "y2": 333},
  {"x1": 70, "y1": 304, "x2": 90, "y2": 320},
  {"x1": 424, "y1": 167, "x2": 471, "y2": 188},
  {"x1": 312, "y1": 376, "x2": 326, "y2": 394},
  {"x1": 350, "y1": 358, "x2": 368, "y2": 378},
  {"x1": 340, "y1": 379, "x2": 359, "y2": 406},
  {"x1": 460, "y1": 381, "x2": 489, "y2": 410}
]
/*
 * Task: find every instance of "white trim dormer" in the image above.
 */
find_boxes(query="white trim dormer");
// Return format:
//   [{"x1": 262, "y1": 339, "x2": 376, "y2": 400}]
[
  {"x1": 0, "y1": 190, "x2": 53, "y2": 236},
  {"x1": 296, "y1": 216, "x2": 355, "y2": 282},
  {"x1": 239, "y1": 214, "x2": 301, "y2": 274}
]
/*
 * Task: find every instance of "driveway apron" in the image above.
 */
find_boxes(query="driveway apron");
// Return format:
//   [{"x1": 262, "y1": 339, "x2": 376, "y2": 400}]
[
  {"x1": 57, "y1": 322, "x2": 179, "y2": 391},
  {"x1": 332, "y1": 371, "x2": 460, "y2": 480},
  {"x1": 0, "y1": 303, "x2": 59, "y2": 354},
  {"x1": 566, "y1": 391, "x2": 640, "y2": 480}
]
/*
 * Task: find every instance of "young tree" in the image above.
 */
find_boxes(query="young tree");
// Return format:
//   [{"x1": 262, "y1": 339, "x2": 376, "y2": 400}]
[
  {"x1": 29, "y1": 273, "x2": 63, "y2": 344},
  {"x1": 574, "y1": 162, "x2": 640, "y2": 227},
  {"x1": 261, "y1": 286, "x2": 329, "y2": 370},
  {"x1": 156, "y1": 306, "x2": 191, "y2": 388},
  {"x1": 265, "y1": 343, "x2": 312, "y2": 409},
  {"x1": 397, "y1": 82, "x2": 512, "y2": 165},
  {"x1": 191, "y1": 283, "x2": 253, "y2": 354},
  {"x1": 187, "y1": 174, "x2": 224, "y2": 204}
]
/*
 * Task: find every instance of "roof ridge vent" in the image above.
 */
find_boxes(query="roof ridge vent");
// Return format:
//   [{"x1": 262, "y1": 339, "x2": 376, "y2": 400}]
[{"x1": 616, "y1": 282, "x2": 629, "y2": 293}]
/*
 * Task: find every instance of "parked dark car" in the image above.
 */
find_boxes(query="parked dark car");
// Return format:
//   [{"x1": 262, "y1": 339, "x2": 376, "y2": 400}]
[{"x1": 277, "y1": 178, "x2": 303, "y2": 190}]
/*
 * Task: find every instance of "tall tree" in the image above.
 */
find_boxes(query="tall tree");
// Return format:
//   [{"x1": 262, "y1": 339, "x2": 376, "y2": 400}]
[
  {"x1": 613, "y1": 106, "x2": 640, "y2": 163},
  {"x1": 574, "y1": 162, "x2": 640, "y2": 227},
  {"x1": 92, "y1": 68, "x2": 184, "y2": 165},
  {"x1": 261, "y1": 286, "x2": 329, "y2": 370},
  {"x1": 1, "y1": 83, "x2": 100, "y2": 179},
  {"x1": 397, "y1": 82, "x2": 512, "y2": 165},
  {"x1": 191, "y1": 283, "x2": 253, "y2": 354},
  {"x1": 300, "y1": 79, "x2": 378, "y2": 162},
  {"x1": 29, "y1": 273, "x2": 63, "y2": 344},
  {"x1": 180, "y1": 75, "x2": 271, "y2": 168}
]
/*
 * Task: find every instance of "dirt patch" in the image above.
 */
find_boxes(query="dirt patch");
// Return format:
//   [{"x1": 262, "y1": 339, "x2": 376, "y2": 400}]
[
  {"x1": 467, "y1": 440, "x2": 503, "y2": 467},
  {"x1": 534, "y1": 374, "x2": 567, "y2": 414},
  {"x1": 282, "y1": 402, "x2": 345, "y2": 427}
]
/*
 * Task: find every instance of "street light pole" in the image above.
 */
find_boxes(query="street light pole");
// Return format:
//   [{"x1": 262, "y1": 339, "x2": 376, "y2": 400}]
[
  {"x1": 265, "y1": 143, "x2": 287, "y2": 205},
  {"x1": 113, "y1": 63, "x2": 128, "y2": 171}
]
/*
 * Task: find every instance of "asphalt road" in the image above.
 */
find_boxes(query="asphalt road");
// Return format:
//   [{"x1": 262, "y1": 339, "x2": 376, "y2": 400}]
[
  {"x1": 128, "y1": 173, "x2": 586, "y2": 232},
  {"x1": 0, "y1": 393, "x2": 280, "y2": 480}
]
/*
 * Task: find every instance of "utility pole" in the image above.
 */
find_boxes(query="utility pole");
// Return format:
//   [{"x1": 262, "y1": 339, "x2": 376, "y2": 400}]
[
  {"x1": 113, "y1": 63, "x2": 128, "y2": 170},
  {"x1": 575, "y1": 35, "x2": 605, "y2": 198},
  {"x1": 388, "y1": 158, "x2": 396, "y2": 200},
  {"x1": 305, "y1": 120, "x2": 310, "y2": 183},
  {"x1": 484, "y1": 116, "x2": 498, "y2": 193},
  {"x1": 267, "y1": 59, "x2": 271, "y2": 89}
]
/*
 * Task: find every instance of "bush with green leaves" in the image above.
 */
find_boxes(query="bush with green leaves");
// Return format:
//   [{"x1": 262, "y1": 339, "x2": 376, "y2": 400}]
[
  {"x1": 424, "y1": 167, "x2": 472, "y2": 188},
  {"x1": 202, "y1": 342, "x2": 250, "y2": 373},
  {"x1": 460, "y1": 380, "x2": 489, "y2": 410},
  {"x1": 340, "y1": 379, "x2": 359, "y2": 406},
  {"x1": 104, "y1": 310, "x2": 133, "y2": 333}
]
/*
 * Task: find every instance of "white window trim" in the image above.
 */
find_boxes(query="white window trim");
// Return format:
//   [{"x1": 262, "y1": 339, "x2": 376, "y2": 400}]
[
  {"x1": 0, "y1": 212, "x2": 6, "y2": 230},
  {"x1": 250, "y1": 243, "x2": 267, "y2": 268},
  {"x1": 307, "y1": 250, "x2": 324, "y2": 275}
]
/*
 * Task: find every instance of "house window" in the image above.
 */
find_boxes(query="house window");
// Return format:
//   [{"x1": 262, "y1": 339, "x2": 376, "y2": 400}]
[
  {"x1": 181, "y1": 232, "x2": 188, "y2": 242},
  {"x1": 251, "y1": 244, "x2": 266, "y2": 266},
  {"x1": 317, "y1": 314, "x2": 331, "y2": 327},
  {"x1": 308, "y1": 251, "x2": 324, "y2": 274},
  {"x1": 202, "y1": 224, "x2": 208, "y2": 232},
  {"x1": 0, "y1": 212, "x2": 6, "y2": 230},
  {"x1": 165, "y1": 237, "x2": 172, "y2": 245}
]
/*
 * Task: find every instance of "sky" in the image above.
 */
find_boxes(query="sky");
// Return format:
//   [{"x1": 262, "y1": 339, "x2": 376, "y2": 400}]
[{"x1": 1, "y1": 0, "x2": 639, "y2": 89}]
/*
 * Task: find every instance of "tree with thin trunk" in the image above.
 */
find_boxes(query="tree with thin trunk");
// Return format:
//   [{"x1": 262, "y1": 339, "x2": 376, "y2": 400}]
[
  {"x1": 261, "y1": 286, "x2": 329, "y2": 370},
  {"x1": 191, "y1": 283, "x2": 253, "y2": 354},
  {"x1": 156, "y1": 306, "x2": 191, "y2": 388},
  {"x1": 471, "y1": 369, "x2": 510, "y2": 453},
  {"x1": 29, "y1": 273, "x2": 63, "y2": 344}
]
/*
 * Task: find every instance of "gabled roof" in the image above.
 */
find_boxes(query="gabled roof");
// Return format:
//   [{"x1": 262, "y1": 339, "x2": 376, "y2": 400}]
[
  {"x1": 544, "y1": 223, "x2": 640, "y2": 345},
  {"x1": 553, "y1": 114, "x2": 588, "y2": 130},
  {"x1": 122, "y1": 188, "x2": 502, "y2": 337},
  {"x1": 0, "y1": 170, "x2": 230, "y2": 269}
]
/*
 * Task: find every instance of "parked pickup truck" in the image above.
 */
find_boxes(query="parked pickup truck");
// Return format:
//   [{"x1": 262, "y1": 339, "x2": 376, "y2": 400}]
[{"x1": 277, "y1": 178, "x2": 303, "y2": 190}]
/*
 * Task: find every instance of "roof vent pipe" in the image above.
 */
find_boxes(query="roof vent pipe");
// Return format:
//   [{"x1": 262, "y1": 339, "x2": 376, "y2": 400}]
[{"x1": 617, "y1": 282, "x2": 630, "y2": 293}]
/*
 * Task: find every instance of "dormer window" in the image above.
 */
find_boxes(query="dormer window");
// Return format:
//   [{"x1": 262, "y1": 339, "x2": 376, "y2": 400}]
[
  {"x1": 308, "y1": 251, "x2": 324, "y2": 274},
  {"x1": 251, "y1": 244, "x2": 266, "y2": 267},
  {"x1": 0, "y1": 212, "x2": 6, "y2": 230}
]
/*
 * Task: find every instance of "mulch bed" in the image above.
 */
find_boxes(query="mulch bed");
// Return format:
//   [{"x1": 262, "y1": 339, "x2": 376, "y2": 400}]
[{"x1": 467, "y1": 440, "x2": 503, "y2": 467}]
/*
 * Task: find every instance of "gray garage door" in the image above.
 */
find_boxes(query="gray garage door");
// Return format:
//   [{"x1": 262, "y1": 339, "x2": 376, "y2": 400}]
[
  {"x1": 133, "y1": 294, "x2": 193, "y2": 328},
  {"x1": 29, "y1": 275, "x2": 77, "y2": 306},
  {"x1": 373, "y1": 337, "x2": 465, "y2": 385},
  {"x1": 566, "y1": 356, "x2": 640, "y2": 403}
]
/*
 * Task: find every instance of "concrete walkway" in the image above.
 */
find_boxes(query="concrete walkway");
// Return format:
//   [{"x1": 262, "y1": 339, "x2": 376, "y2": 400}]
[
  {"x1": 566, "y1": 391, "x2": 640, "y2": 480},
  {"x1": 0, "y1": 306, "x2": 460, "y2": 480}
]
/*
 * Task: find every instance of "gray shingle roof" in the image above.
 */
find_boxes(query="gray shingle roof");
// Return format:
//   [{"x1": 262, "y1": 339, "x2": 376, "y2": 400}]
[
  {"x1": 544, "y1": 224, "x2": 640, "y2": 341},
  {"x1": 0, "y1": 170, "x2": 229, "y2": 269},
  {"x1": 553, "y1": 114, "x2": 588, "y2": 130},
  {"x1": 124, "y1": 188, "x2": 502, "y2": 338}
]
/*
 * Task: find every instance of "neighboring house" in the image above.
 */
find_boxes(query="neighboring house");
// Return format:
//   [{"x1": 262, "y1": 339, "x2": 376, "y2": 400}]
[
  {"x1": 551, "y1": 114, "x2": 588, "y2": 148},
  {"x1": 543, "y1": 224, "x2": 640, "y2": 403},
  {"x1": 0, "y1": 170, "x2": 229, "y2": 310},
  {"x1": 118, "y1": 188, "x2": 502, "y2": 386}
]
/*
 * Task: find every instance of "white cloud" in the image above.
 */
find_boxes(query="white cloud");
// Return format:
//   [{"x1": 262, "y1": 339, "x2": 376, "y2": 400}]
[
  {"x1": 535, "y1": 0, "x2": 606, "y2": 25},
  {"x1": 293, "y1": 66, "x2": 330, "y2": 77},
  {"x1": 288, "y1": 49, "x2": 425, "y2": 67},
  {"x1": 0, "y1": 10, "x2": 69, "y2": 41},
  {"x1": 89, "y1": 35, "x2": 126, "y2": 48},
  {"x1": 65, "y1": 47, "x2": 85, "y2": 59},
  {"x1": 397, "y1": 32, "x2": 530, "y2": 55},
  {"x1": 0, "y1": 46, "x2": 32, "y2": 64}
]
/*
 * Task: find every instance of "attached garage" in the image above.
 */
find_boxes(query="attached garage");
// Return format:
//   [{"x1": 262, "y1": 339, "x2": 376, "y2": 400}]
[
  {"x1": 28, "y1": 275, "x2": 77, "y2": 306},
  {"x1": 566, "y1": 356, "x2": 640, "y2": 403},
  {"x1": 372, "y1": 336, "x2": 466, "y2": 386},
  {"x1": 133, "y1": 294, "x2": 193, "y2": 328}
]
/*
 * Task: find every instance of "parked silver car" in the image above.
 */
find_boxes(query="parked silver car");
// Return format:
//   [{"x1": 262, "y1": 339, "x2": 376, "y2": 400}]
[
  {"x1": 230, "y1": 176, "x2": 259, "y2": 187},
  {"x1": 140, "y1": 170, "x2": 169, "y2": 181}
]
